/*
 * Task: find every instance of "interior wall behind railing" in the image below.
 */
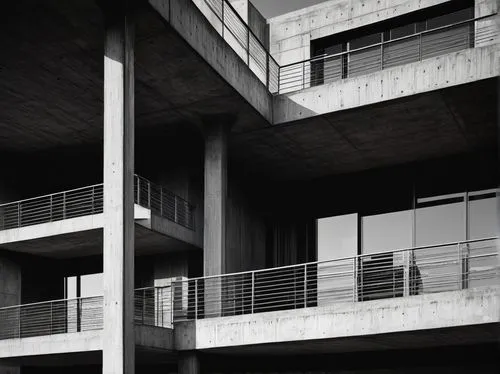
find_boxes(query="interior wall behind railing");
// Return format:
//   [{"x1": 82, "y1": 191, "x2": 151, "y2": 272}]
[{"x1": 267, "y1": 0, "x2": 455, "y2": 66}]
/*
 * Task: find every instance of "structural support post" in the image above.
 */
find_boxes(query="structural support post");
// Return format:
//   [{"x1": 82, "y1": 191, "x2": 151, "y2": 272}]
[
  {"x1": 102, "y1": 1, "x2": 135, "y2": 373},
  {"x1": 203, "y1": 121, "x2": 228, "y2": 317},
  {"x1": 178, "y1": 352, "x2": 200, "y2": 374}
]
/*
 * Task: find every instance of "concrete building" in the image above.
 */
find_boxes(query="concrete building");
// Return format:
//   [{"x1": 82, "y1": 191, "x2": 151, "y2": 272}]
[{"x1": 0, "y1": 0, "x2": 498, "y2": 373}]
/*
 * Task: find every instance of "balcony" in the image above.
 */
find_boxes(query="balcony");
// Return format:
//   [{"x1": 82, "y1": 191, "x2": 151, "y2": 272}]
[
  {"x1": 278, "y1": 15, "x2": 498, "y2": 94},
  {"x1": 0, "y1": 175, "x2": 195, "y2": 232},
  {"x1": 0, "y1": 286, "x2": 171, "y2": 341},
  {"x1": 171, "y1": 237, "x2": 498, "y2": 320}
]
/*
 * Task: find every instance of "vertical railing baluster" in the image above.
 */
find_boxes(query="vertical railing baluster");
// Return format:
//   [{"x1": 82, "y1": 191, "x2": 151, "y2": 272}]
[
  {"x1": 194, "y1": 279, "x2": 198, "y2": 320},
  {"x1": 50, "y1": 195, "x2": 53, "y2": 221},
  {"x1": 458, "y1": 243, "x2": 462, "y2": 290},
  {"x1": 50, "y1": 302, "x2": 53, "y2": 335},
  {"x1": 303, "y1": 264, "x2": 307, "y2": 308},
  {"x1": 62, "y1": 192, "x2": 66, "y2": 220},
  {"x1": 302, "y1": 62, "x2": 305, "y2": 89},
  {"x1": 221, "y1": 0, "x2": 225, "y2": 39},
  {"x1": 419, "y1": 33, "x2": 423, "y2": 61},
  {"x1": 353, "y1": 258, "x2": 357, "y2": 302},
  {"x1": 403, "y1": 250, "x2": 410, "y2": 297},
  {"x1": 147, "y1": 180, "x2": 151, "y2": 209},
  {"x1": 18, "y1": 203, "x2": 21, "y2": 228},
  {"x1": 136, "y1": 176, "x2": 140, "y2": 205},
  {"x1": 142, "y1": 289, "x2": 146, "y2": 325},
  {"x1": 251, "y1": 272, "x2": 255, "y2": 314}
]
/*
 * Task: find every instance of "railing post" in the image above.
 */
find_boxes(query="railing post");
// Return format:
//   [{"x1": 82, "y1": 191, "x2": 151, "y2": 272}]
[
  {"x1": 266, "y1": 55, "x2": 270, "y2": 90},
  {"x1": 77, "y1": 298, "x2": 81, "y2": 332},
  {"x1": 419, "y1": 33, "x2": 422, "y2": 61},
  {"x1": 136, "y1": 176, "x2": 140, "y2": 205},
  {"x1": 142, "y1": 289, "x2": 146, "y2": 325},
  {"x1": 380, "y1": 43, "x2": 384, "y2": 70},
  {"x1": 174, "y1": 195, "x2": 178, "y2": 224},
  {"x1": 303, "y1": 264, "x2": 307, "y2": 307},
  {"x1": 62, "y1": 193, "x2": 66, "y2": 219},
  {"x1": 18, "y1": 203, "x2": 21, "y2": 228},
  {"x1": 194, "y1": 279, "x2": 198, "y2": 319},
  {"x1": 247, "y1": 30, "x2": 250, "y2": 65},
  {"x1": 221, "y1": 0, "x2": 225, "y2": 39},
  {"x1": 403, "y1": 251, "x2": 410, "y2": 297},
  {"x1": 50, "y1": 302, "x2": 53, "y2": 334},
  {"x1": 160, "y1": 187, "x2": 164, "y2": 216},
  {"x1": 302, "y1": 62, "x2": 305, "y2": 89},
  {"x1": 251, "y1": 272, "x2": 255, "y2": 314},
  {"x1": 91, "y1": 186, "x2": 95, "y2": 214},
  {"x1": 353, "y1": 258, "x2": 357, "y2": 302},
  {"x1": 147, "y1": 180, "x2": 151, "y2": 209}
]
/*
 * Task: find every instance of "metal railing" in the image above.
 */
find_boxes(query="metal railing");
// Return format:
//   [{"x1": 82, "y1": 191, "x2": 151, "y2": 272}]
[
  {"x1": 0, "y1": 286, "x2": 171, "y2": 340},
  {"x1": 0, "y1": 184, "x2": 104, "y2": 231},
  {"x1": 279, "y1": 15, "x2": 498, "y2": 94},
  {"x1": 171, "y1": 237, "x2": 499, "y2": 321},
  {"x1": 134, "y1": 175, "x2": 195, "y2": 230},
  {"x1": 193, "y1": 0, "x2": 280, "y2": 93},
  {"x1": 0, "y1": 175, "x2": 195, "y2": 232}
]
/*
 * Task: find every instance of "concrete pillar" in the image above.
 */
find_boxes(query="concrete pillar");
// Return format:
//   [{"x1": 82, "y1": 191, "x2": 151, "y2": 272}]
[
  {"x1": 102, "y1": 1, "x2": 135, "y2": 373},
  {"x1": 203, "y1": 122, "x2": 228, "y2": 276},
  {"x1": 0, "y1": 257, "x2": 21, "y2": 374},
  {"x1": 178, "y1": 351, "x2": 200, "y2": 374},
  {"x1": 203, "y1": 122, "x2": 228, "y2": 318}
]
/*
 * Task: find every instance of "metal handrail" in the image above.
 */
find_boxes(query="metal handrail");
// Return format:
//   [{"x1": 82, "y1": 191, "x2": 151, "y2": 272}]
[
  {"x1": 0, "y1": 286, "x2": 172, "y2": 340},
  {"x1": 0, "y1": 175, "x2": 196, "y2": 231},
  {"x1": 194, "y1": 0, "x2": 280, "y2": 93},
  {"x1": 278, "y1": 14, "x2": 498, "y2": 93},
  {"x1": 171, "y1": 237, "x2": 499, "y2": 321}
]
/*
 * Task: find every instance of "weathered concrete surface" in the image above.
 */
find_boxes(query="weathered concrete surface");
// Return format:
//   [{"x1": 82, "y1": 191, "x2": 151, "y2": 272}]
[
  {"x1": 0, "y1": 331, "x2": 102, "y2": 359},
  {"x1": 149, "y1": 0, "x2": 273, "y2": 124},
  {"x1": 0, "y1": 214, "x2": 104, "y2": 246},
  {"x1": 174, "y1": 286, "x2": 500, "y2": 350},
  {"x1": 268, "y1": 0, "x2": 454, "y2": 65},
  {"x1": 274, "y1": 46, "x2": 499, "y2": 124},
  {"x1": 0, "y1": 326, "x2": 174, "y2": 359},
  {"x1": 135, "y1": 325, "x2": 174, "y2": 351},
  {"x1": 0, "y1": 205, "x2": 147, "y2": 246}
]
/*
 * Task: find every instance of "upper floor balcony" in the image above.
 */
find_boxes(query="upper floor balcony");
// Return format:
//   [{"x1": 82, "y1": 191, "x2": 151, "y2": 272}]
[{"x1": 0, "y1": 175, "x2": 201, "y2": 252}]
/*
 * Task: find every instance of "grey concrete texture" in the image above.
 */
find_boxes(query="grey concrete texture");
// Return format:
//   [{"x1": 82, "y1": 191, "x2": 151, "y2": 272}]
[{"x1": 174, "y1": 286, "x2": 499, "y2": 350}]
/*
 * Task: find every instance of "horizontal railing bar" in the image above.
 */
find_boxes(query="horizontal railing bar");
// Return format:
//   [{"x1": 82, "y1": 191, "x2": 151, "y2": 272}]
[{"x1": 180, "y1": 237, "x2": 497, "y2": 283}]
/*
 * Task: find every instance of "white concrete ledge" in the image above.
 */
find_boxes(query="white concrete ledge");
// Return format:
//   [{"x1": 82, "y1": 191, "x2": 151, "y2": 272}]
[
  {"x1": 0, "y1": 326, "x2": 174, "y2": 359},
  {"x1": 175, "y1": 286, "x2": 500, "y2": 350},
  {"x1": 0, "y1": 214, "x2": 104, "y2": 245},
  {"x1": 273, "y1": 46, "x2": 499, "y2": 124},
  {"x1": 0, "y1": 331, "x2": 102, "y2": 358}
]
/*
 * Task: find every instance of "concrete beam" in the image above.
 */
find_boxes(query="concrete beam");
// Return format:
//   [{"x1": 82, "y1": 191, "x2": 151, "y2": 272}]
[
  {"x1": 174, "y1": 286, "x2": 500, "y2": 350},
  {"x1": 274, "y1": 46, "x2": 498, "y2": 124},
  {"x1": 102, "y1": 2, "x2": 135, "y2": 373}
]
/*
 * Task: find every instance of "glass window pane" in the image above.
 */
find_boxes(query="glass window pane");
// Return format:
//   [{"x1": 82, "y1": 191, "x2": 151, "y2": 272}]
[
  {"x1": 80, "y1": 273, "x2": 103, "y2": 297},
  {"x1": 416, "y1": 202, "x2": 465, "y2": 246},
  {"x1": 415, "y1": 201, "x2": 465, "y2": 293},
  {"x1": 317, "y1": 213, "x2": 358, "y2": 261},
  {"x1": 349, "y1": 33, "x2": 382, "y2": 50},
  {"x1": 66, "y1": 276, "x2": 77, "y2": 299},
  {"x1": 427, "y1": 7, "x2": 473, "y2": 30},
  {"x1": 469, "y1": 196, "x2": 498, "y2": 239},
  {"x1": 317, "y1": 214, "x2": 358, "y2": 305},
  {"x1": 362, "y1": 210, "x2": 413, "y2": 254},
  {"x1": 390, "y1": 23, "x2": 416, "y2": 39}
]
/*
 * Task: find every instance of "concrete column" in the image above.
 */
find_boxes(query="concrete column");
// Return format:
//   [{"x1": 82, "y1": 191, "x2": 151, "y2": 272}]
[
  {"x1": 0, "y1": 257, "x2": 21, "y2": 374},
  {"x1": 102, "y1": 1, "x2": 135, "y2": 373},
  {"x1": 178, "y1": 351, "x2": 200, "y2": 374},
  {"x1": 203, "y1": 122, "x2": 228, "y2": 318},
  {"x1": 203, "y1": 122, "x2": 228, "y2": 276}
]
